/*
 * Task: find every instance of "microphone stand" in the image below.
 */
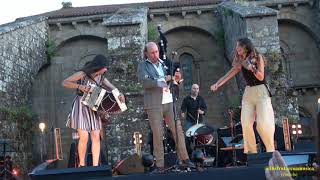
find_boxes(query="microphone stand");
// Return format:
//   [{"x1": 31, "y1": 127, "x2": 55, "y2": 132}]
[
  {"x1": 157, "y1": 25, "x2": 170, "y2": 154},
  {"x1": 169, "y1": 51, "x2": 181, "y2": 169}
]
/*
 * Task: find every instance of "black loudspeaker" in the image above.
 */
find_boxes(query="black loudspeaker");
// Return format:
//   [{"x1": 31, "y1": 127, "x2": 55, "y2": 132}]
[
  {"x1": 294, "y1": 137, "x2": 316, "y2": 152},
  {"x1": 247, "y1": 151, "x2": 316, "y2": 167},
  {"x1": 247, "y1": 152, "x2": 273, "y2": 166},
  {"x1": 113, "y1": 153, "x2": 144, "y2": 175},
  {"x1": 29, "y1": 162, "x2": 112, "y2": 180}
]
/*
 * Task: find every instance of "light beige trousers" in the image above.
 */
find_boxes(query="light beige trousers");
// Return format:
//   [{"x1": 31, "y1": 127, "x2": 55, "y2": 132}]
[
  {"x1": 147, "y1": 102, "x2": 189, "y2": 167},
  {"x1": 241, "y1": 84, "x2": 275, "y2": 154}
]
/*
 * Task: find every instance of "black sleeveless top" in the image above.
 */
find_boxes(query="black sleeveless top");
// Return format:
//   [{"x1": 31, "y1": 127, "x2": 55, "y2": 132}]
[{"x1": 241, "y1": 67, "x2": 266, "y2": 86}]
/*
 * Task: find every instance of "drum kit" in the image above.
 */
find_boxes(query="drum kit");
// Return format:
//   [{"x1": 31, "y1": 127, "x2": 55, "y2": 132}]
[{"x1": 184, "y1": 107, "x2": 246, "y2": 167}]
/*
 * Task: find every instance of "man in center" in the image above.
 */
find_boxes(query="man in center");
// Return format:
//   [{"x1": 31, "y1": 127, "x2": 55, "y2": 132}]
[
  {"x1": 180, "y1": 84, "x2": 207, "y2": 155},
  {"x1": 137, "y1": 42, "x2": 194, "y2": 171}
]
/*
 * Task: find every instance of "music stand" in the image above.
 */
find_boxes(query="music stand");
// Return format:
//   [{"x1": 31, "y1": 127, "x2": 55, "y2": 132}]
[{"x1": 222, "y1": 109, "x2": 243, "y2": 167}]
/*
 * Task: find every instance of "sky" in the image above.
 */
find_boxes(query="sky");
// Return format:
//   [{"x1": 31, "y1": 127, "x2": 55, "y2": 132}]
[{"x1": 0, "y1": 0, "x2": 168, "y2": 25}]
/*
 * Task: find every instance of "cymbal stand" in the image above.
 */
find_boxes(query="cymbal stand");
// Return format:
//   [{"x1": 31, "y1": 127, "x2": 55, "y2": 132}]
[{"x1": 228, "y1": 108, "x2": 238, "y2": 167}]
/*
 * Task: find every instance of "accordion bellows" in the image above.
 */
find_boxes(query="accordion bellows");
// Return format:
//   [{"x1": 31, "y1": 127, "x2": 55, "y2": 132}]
[{"x1": 81, "y1": 85, "x2": 127, "y2": 114}]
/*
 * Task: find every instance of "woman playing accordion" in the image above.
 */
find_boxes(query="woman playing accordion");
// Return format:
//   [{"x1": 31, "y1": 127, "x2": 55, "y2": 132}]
[{"x1": 62, "y1": 54, "x2": 125, "y2": 167}]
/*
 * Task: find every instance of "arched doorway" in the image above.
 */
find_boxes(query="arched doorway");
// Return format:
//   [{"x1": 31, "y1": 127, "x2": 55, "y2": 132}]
[
  {"x1": 30, "y1": 35, "x2": 108, "y2": 163},
  {"x1": 164, "y1": 26, "x2": 238, "y2": 127},
  {"x1": 279, "y1": 20, "x2": 320, "y2": 136}
]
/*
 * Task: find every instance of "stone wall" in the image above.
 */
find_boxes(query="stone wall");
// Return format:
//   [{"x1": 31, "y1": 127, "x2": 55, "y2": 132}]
[
  {"x1": 102, "y1": 7, "x2": 149, "y2": 163},
  {"x1": 0, "y1": 16, "x2": 48, "y2": 106},
  {"x1": 221, "y1": 2, "x2": 299, "y2": 125},
  {"x1": 0, "y1": 16, "x2": 48, "y2": 177}
]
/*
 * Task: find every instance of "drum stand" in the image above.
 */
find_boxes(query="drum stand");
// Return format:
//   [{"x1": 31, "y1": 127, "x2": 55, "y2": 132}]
[{"x1": 226, "y1": 108, "x2": 241, "y2": 167}]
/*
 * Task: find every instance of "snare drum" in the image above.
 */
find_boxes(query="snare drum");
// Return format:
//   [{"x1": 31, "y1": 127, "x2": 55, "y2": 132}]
[
  {"x1": 185, "y1": 123, "x2": 215, "y2": 145},
  {"x1": 195, "y1": 134, "x2": 214, "y2": 145},
  {"x1": 185, "y1": 123, "x2": 206, "y2": 137}
]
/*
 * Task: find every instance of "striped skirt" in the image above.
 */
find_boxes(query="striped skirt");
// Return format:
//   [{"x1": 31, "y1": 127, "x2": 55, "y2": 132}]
[{"x1": 70, "y1": 96, "x2": 102, "y2": 131}]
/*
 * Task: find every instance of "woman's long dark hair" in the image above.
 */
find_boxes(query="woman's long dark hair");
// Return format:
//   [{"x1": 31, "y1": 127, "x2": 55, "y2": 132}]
[
  {"x1": 80, "y1": 54, "x2": 109, "y2": 75},
  {"x1": 236, "y1": 37, "x2": 266, "y2": 65},
  {"x1": 237, "y1": 37, "x2": 258, "y2": 58}
]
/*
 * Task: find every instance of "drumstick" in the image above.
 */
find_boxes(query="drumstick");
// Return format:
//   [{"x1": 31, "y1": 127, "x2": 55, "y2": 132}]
[{"x1": 196, "y1": 109, "x2": 200, "y2": 125}]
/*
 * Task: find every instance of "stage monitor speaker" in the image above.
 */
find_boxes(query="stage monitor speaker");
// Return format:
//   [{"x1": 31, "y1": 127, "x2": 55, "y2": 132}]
[
  {"x1": 247, "y1": 152, "x2": 273, "y2": 167},
  {"x1": 113, "y1": 153, "x2": 144, "y2": 175},
  {"x1": 248, "y1": 151, "x2": 316, "y2": 167},
  {"x1": 294, "y1": 137, "x2": 316, "y2": 152},
  {"x1": 29, "y1": 163, "x2": 112, "y2": 180}
]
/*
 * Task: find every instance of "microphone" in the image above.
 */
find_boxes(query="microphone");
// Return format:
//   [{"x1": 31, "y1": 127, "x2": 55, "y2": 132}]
[
  {"x1": 243, "y1": 57, "x2": 257, "y2": 72},
  {"x1": 157, "y1": 24, "x2": 161, "y2": 31}
]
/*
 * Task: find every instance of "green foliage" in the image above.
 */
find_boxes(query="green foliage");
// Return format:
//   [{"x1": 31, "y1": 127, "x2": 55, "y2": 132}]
[
  {"x1": 45, "y1": 36, "x2": 57, "y2": 63},
  {"x1": 62, "y1": 1, "x2": 72, "y2": 8},
  {"x1": 264, "y1": 50, "x2": 299, "y2": 124},
  {"x1": 125, "y1": 82, "x2": 142, "y2": 92},
  {"x1": 214, "y1": 28, "x2": 225, "y2": 48},
  {"x1": 223, "y1": 8, "x2": 233, "y2": 17},
  {"x1": 0, "y1": 106, "x2": 37, "y2": 177},
  {"x1": 148, "y1": 23, "x2": 158, "y2": 41},
  {"x1": 265, "y1": 50, "x2": 281, "y2": 62}
]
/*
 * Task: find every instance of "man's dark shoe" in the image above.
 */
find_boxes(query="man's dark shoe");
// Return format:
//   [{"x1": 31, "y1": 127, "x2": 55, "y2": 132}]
[
  {"x1": 149, "y1": 165, "x2": 164, "y2": 174},
  {"x1": 182, "y1": 159, "x2": 196, "y2": 168}
]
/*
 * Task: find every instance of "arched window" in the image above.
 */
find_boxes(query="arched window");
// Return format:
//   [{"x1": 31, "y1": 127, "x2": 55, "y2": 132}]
[{"x1": 179, "y1": 53, "x2": 194, "y2": 91}]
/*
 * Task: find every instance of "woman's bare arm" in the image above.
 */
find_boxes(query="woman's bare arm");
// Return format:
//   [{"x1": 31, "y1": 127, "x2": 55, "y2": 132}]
[
  {"x1": 62, "y1": 71, "x2": 90, "y2": 93},
  {"x1": 252, "y1": 55, "x2": 265, "y2": 81},
  {"x1": 62, "y1": 71, "x2": 85, "y2": 89},
  {"x1": 217, "y1": 65, "x2": 242, "y2": 88}
]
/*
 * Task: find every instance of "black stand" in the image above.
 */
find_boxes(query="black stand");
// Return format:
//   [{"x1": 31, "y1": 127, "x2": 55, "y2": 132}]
[
  {"x1": 225, "y1": 108, "x2": 241, "y2": 167},
  {"x1": 168, "y1": 52, "x2": 183, "y2": 170}
]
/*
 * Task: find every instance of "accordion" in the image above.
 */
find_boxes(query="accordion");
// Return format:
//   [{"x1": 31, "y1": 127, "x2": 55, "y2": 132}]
[{"x1": 81, "y1": 85, "x2": 127, "y2": 117}]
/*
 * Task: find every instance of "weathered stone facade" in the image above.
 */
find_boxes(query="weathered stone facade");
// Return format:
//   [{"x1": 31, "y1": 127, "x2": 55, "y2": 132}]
[
  {"x1": 0, "y1": 16, "x2": 49, "y2": 177},
  {"x1": 0, "y1": 17, "x2": 48, "y2": 106}
]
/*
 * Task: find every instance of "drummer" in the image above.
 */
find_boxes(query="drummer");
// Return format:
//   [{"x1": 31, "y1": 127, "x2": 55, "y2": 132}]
[{"x1": 180, "y1": 84, "x2": 207, "y2": 154}]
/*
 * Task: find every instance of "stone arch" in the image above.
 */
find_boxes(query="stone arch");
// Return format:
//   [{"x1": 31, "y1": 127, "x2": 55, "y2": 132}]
[
  {"x1": 160, "y1": 21, "x2": 216, "y2": 39},
  {"x1": 57, "y1": 35, "x2": 108, "y2": 51},
  {"x1": 55, "y1": 35, "x2": 108, "y2": 69},
  {"x1": 278, "y1": 17, "x2": 320, "y2": 86},
  {"x1": 164, "y1": 25, "x2": 224, "y2": 89},
  {"x1": 31, "y1": 34, "x2": 110, "y2": 160},
  {"x1": 278, "y1": 13, "x2": 320, "y2": 137},
  {"x1": 175, "y1": 46, "x2": 202, "y2": 88},
  {"x1": 164, "y1": 25, "x2": 217, "y2": 43},
  {"x1": 52, "y1": 25, "x2": 107, "y2": 49},
  {"x1": 161, "y1": 24, "x2": 236, "y2": 128},
  {"x1": 176, "y1": 46, "x2": 202, "y2": 62},
  {"x1": 278, "y1": 11, "x2": 320, "y2": 46}
]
